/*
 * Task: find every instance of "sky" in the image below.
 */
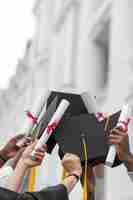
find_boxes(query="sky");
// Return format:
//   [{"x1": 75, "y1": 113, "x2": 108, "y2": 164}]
[{"x1": 0, "y1": 0, "x2": 35, "y2": 89}]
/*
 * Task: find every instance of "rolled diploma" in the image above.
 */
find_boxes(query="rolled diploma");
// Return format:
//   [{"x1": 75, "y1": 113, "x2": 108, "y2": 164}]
[
  {"x1": 106, "y1": 104, "x2": 131, "y2": 167},
  {"x1": 21, "y1": 90, "x2": 50, "y2": 136},
  {"x1": 17, "y1": 90, "x2": 50, "y2": 147},
  {"x1": 31, "y1": 99, "x2": 70, "y2": 157}
]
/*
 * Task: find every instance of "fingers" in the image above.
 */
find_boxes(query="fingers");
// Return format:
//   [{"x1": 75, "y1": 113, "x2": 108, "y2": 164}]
[
  {"x1": 24, "y1": 140, "x2": 38, "y2": 151},
  {"x1": 108, "y1": 128, "x2": 128, "y2": 145},
  {"x1": 110, "y1": 128, "x2": 128, "y2": 136},
  {"x1": 63, "y1": 153, "x2": 80, "y2": 159},
  {"x1": 62, "y1": 153, "x2": 82, "y2": 177},
  {"x1": 33, "y1": 148, "x2": 46, "y2": 161},
  {"x1": 16, "y1": 137, "x2": 33, "y2": 148},
  {"x1": 62, "y1": 153, "x2": 81, "y2": 164},
  {"x1": 108, "y1": 135, "x2": 123, "y2": 144},
  {"x1": 33, "y1": 154, "x2": 44, "y2": 161}
]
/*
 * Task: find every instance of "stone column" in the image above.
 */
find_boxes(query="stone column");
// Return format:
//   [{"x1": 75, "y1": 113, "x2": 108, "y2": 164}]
[
  {"x1": 75, "y1": 0, "x2": 107, "y2": 96},
  {"x1": 29, "y1": 0, "x2": 55, "y2": 105},
  {"x1": 49, "y1": 0, "x2": 80, "y2": 89}
]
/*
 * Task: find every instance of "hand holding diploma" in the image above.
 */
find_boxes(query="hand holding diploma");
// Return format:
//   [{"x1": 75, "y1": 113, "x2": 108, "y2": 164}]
[
  {"x1": 31, "y1": 99, "x2": 70, "y2": 158},
  {"x1": 106, "y1": 104, "x2": 132, "y2": 167}
]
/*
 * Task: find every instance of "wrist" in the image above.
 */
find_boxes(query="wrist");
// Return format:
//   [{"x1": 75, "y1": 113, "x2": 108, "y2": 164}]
[
  {"x1": 123, "y1": 153, "x2": 133, "y2": 171},
  {"x1": 17, "y1": 159, "x2": 29, "y2": 171},
  {"x1": 66, "y1": 173, "x2": 80, "y2": 182},
  {"x1": 67, "y1": 170, "x2": 81, "y2": 179},
  {"x1": 71, "y1": 169, "x2": 82, "y2": 177},
  {"x1": 62, "y1": 171, "x2": 81, "y2": 194}
]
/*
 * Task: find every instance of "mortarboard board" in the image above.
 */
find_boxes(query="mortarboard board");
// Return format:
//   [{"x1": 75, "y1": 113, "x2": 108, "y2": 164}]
[
  {"x1": 45, "y1": 91, "x2": 89, "y2": 154},
  {"x1": 54, "y1": 112, "x2": 122, "y2": 166},
  {"x1": 46, "y1": 91, "x2": 89, "y2": 117},
  {"x1": 54, "y1": 113, "x2": 107, "y2": 166},
  {"x1": 41, "y1": 91, "x2": 122, "y2": 167}
]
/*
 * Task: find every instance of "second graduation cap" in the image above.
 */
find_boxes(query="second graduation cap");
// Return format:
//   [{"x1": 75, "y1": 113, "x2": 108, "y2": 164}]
[
  {"x1": 54, "y1": 113, "x2": 122, "y2": 167},
  {"x1": 54, "y1": 113, "x2": 108, "y2": 166}
]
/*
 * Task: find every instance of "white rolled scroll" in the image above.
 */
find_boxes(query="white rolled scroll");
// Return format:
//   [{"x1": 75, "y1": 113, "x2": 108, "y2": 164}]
[
  {"x1": 17, "y1": 90, "x2": 50, "y2": 147},
  {"x1": 106, "y1": 104, "x2": 132, "y2": 167},
  {"x1": 21, "y1": 90, "x2": 50, "y2": 136},
  {"x1": 31, "y1": 99, "x2": 70, "y2": 158}
]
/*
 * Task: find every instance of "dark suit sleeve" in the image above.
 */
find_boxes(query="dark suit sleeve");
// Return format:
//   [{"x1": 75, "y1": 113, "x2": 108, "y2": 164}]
[
  {"x1": 0, "y1": 184, "x2": 69, "y2": 200},
  {"x1": 29, "y1": 184, "x2": 69, "y2": 200},
  {"x1": 0, "y1": 187, "x2": 19, "y2": 200}
]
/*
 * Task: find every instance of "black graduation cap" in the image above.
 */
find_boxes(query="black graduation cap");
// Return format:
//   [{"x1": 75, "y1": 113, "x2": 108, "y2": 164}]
[
  {"x1": 54, "y1": 112, "x2": 122, "y2": 166},
  {"x1": 45, "y1": 91, "x2": 89, "y2": 154},
  {"x1": 54, "y1": 113, "x2": 107, "y2": 166},
  {"x1": 41, "y1": 91, "x2": 122, "y2": 167},
  {"x1": 46, "y1": 91, "x2": 89, "y2": 117}
]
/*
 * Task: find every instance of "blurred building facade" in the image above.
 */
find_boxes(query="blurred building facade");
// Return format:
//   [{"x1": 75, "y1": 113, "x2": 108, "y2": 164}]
[{"x1": 0, "y1": 0, "x2": 133, "y2": 199}]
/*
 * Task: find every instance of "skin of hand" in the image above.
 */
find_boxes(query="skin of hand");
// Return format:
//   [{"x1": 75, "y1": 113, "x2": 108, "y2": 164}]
[
  {"x1": 6, "y1": 148, "x2": 26, "y2": 169},
  {"x1": 108, "y1": 128, "x2": 130, "y2": 161},
  {"x1": 61, "y1": 153, "x2": 82, "y2": 194},
  {"x1": 0, "y1": 134, "x2": 32, "y2": 161},
  {"x1": 18, "y1": 140, "x2": 47, "y2": 169},
  {"x1": 62, "y1": 153, "x2": 82, "y2": 177},
  {"x1": 6, "y1": 141, "x2": 47, "y2": 192}
]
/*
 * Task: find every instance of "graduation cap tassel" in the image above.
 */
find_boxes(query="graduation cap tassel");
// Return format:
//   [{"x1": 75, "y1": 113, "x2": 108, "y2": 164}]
[
  {"x1": 83, "y1": 160, "x2": 88, "y2": 200},
  {"x1": 28, "y1": 167, "x2": 37, "y2": 192},
  {"x1": 81, "y1": 134, "x2": 89, "y2": 200}
]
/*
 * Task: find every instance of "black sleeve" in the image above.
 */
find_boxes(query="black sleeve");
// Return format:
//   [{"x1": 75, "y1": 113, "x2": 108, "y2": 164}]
[
  {"x1": 0, "y1": 185, "x2": 68, "y2": 200},
  {"x1": 29, "y1": 184, "x2": 69, "y2": 200},
  {"x1": 0, "y1": 187, "x2": 19, "y2": 200}
]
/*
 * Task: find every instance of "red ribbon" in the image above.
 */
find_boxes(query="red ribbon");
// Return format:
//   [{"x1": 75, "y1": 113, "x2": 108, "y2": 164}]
[
  {"x1": 26, "y1": 111, "x2": 38, "y2": 125},
  {"x1": 47, "y1": 122, "x2": 59, "y2": 134},
  {"x1": 118, "y1": 118, "x2": 131, "y2": 132},
  {"x1": 96, "y1": 112, "x2": 104, "y2": 119}
]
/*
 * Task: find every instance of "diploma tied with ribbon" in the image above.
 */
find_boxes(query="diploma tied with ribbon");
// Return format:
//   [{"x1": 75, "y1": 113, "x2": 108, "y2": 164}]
[
  {"x1": 105, "y1": 104, "x2": 132, "y2": 167},
  {"x1": 16, "y1": 90, "x2": 50, "y2": 147},
  {"x1": 31, "y1": 99, "x2": 70, "y2": 158}
]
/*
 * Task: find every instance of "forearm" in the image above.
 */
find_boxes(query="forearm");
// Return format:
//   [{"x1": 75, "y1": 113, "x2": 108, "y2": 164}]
[
  {"x1": 124, "y1": 153, "x2": 133, "y2": 171},
  {"x1": 6, "y1": 159, "x2": 27, "y2": 192},
  {"x1": 62, "y1": 175, "x2": 78, "y2": 193}
]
